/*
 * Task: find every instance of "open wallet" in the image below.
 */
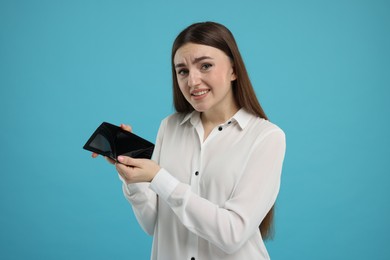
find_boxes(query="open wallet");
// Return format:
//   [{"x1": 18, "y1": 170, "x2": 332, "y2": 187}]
[{"x1": 83, "y1": 122, "x2": 154, "y2": 161}]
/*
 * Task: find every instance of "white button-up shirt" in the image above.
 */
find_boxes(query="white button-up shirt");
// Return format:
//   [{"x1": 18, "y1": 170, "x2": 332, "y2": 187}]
[{"x1": 122, "y1": 108, "x2": 286, "y2": 260}]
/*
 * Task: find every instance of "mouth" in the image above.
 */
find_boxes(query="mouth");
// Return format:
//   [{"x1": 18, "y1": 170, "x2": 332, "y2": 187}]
[{"x1": 191, "y1": 89, "x2": 210, "y2": 97}]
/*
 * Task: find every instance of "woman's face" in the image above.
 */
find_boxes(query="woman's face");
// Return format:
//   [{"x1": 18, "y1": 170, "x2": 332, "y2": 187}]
[{"x1": 174, "y1": 43, "x2": 237, "y2": 114}]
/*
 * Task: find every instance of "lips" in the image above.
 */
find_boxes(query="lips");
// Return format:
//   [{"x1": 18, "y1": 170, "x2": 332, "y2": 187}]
[{"x1": 191, "y1": 89, "x2": 210, "y2": 96}]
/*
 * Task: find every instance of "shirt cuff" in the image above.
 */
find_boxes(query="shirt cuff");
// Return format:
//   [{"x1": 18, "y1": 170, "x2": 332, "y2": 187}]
[{"x1": 149, "y1": 168, "x2": 179, "y2": 201}]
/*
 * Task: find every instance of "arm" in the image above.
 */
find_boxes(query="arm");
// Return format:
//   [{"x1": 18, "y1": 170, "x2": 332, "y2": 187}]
[{"x1": 120, "y1": 120, "x2": 167, "y2": 235}]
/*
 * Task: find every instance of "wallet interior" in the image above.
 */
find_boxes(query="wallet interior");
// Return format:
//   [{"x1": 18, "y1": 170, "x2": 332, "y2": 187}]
[{"x1": 83, "y1": 122, "x2": 154, "y2": 160}]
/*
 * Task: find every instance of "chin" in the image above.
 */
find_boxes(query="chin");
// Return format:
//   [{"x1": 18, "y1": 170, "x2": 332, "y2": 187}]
[{"x1": 192, "y1": 105, "x2": 210, "y2": 113}]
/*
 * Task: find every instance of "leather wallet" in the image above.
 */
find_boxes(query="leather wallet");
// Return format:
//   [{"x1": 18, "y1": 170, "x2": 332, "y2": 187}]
[{"x1": 83, "y1": 122, "x2": 154, "y2": 160}]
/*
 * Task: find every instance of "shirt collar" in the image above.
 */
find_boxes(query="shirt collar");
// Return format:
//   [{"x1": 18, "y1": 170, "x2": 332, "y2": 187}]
[
  {"x1": 179, "y1": 108, "x2": 253, "y2": 130},
  {"x1": 180, "y1": 110, "x2": 201, "y2": 126},
  {"x1": 231, "y1": 108, "x2": 253, "y2": 130}
]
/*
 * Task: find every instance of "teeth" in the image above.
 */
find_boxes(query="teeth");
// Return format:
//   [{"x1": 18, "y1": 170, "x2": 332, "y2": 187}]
[{"x1": 192, "y1": 90, "x2": 209, "y2": 96}]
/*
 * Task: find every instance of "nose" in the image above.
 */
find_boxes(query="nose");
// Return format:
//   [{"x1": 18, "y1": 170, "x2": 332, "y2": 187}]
[{"x1": 188, "y1": 70, "x2": 201, "y2": 87}]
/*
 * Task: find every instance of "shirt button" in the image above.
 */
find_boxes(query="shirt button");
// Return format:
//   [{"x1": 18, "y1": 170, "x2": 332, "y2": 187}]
[
  {"x1": 228, "y1": 121, "x2": 232, "y2": 124},
  {"x1": 195, "y1": 171, "x2": 199, "y2": 176},
  {"x1": 218, "y1": 126, "x2": 223, "y2": 131}
]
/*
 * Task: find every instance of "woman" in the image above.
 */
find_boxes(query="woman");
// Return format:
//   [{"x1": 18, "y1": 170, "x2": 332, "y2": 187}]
[{"x1": 94, "y1": 21, "x2": 285, "y2": 260}]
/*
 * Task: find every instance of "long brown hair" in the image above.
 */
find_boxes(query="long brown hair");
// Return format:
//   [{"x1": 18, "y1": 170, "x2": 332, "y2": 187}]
[{"x1": 171, "y1": 21, "x2": 275, "y2": 239}]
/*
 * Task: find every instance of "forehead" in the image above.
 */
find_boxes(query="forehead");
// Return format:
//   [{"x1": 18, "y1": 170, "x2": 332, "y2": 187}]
[{"x1": 174, "y1": 43, "x2": 228, "y2": 63}]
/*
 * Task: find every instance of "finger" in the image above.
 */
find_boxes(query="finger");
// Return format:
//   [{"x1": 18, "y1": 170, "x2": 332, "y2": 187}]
[
  {"x1": 116, "y1": 162, "x2": 135, "y2": 180},
  {"x1": 120, "y1": 124, "x2": 132, "y2": 133},
  {"x1": 104, "y1": 156, "x2": 116, "y2": 165},
  {"x1": 91, "y1": 152, "x2": 115, "y2": 164}
]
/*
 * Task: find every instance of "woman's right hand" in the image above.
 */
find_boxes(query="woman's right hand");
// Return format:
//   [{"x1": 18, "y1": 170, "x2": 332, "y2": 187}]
[{"x1": 91, "y1": 123, "x2": 133, "y2": 164}]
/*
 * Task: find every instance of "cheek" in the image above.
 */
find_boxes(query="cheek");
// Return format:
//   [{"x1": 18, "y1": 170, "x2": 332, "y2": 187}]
[{"x1": 178, "y1": 80, "x2": 188, "y2": 95}]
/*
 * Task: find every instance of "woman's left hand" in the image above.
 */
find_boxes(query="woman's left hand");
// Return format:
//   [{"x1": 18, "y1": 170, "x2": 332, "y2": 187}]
[{"x1": 115, "y1": 156, "x2": 161, "y2": 183}]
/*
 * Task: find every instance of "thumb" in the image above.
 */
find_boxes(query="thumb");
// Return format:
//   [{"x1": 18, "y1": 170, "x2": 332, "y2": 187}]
[{"x1": 117, "y1": 155, "x2": 141, "y2": 167}]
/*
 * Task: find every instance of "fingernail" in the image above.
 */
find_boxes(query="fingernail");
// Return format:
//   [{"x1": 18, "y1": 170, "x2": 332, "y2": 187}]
[{"x1": 117, "y1": 156, "x2": 124, "y2": 162}]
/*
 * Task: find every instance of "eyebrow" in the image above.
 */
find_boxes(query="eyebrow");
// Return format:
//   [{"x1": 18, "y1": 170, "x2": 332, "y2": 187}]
[{"x1": 174, "y1": 56, "x2": 213, "y2": 68}]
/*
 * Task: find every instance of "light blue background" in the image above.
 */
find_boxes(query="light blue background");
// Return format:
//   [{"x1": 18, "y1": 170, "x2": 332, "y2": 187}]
[{"x1": 1, "y1": 0, "x2": 389, "y2": 259}]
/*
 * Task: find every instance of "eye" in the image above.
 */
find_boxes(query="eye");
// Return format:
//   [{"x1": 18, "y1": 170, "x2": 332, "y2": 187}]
[
  {"x1": 177, "y1": 69, "x2": 189, "y2": 76},
  {"x1": 201, "y1": 63, "x2": 212, "y2": 71}
]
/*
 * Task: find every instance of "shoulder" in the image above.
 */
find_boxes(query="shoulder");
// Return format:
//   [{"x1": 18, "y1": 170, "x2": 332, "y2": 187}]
[
  {"x1": 158, "y1": 112, "x2": 191, "y2": 131},
  {"x1": 248, "y1": 117, "x2": 286, "y2": 143},
  {"x1": 161, "y1": 112, "x2": 188, "y2": 125}
]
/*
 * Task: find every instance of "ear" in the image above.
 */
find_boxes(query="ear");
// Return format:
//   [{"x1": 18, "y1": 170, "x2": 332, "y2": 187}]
[
  {"x1": 230, "y1": 67, "x2": 237, "y2": 81},
  {"x1": 230, "y1": 65, "x2": 237, "y2": 81}
]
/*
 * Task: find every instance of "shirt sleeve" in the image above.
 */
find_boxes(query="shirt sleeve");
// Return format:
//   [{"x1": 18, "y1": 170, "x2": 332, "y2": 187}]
[
  {"x1": 121, "y1": 119, "x2": 167, "y2": 235},
  {"x1": 149, "y1": 128, "x2": 286, "y2": 254}
]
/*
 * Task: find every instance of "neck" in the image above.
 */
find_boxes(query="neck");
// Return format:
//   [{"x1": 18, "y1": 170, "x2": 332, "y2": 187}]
[{"x1": 200, "y1": 103, "x2": 239, "y2": 127}]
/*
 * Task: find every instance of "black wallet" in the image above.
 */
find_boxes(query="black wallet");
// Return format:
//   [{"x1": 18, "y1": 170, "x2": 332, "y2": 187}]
[{"x1": 83, "y1": 122, "x2": 154, "y2": 161}]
